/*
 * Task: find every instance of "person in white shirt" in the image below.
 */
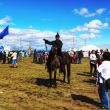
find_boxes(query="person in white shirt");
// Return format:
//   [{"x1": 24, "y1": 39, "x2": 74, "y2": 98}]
[
  {"x1": 96, "y1": 52, "x2": 110, "y2": 109},
  {"x1": 11, "y1": 51, "x2": 17, "y2": 68},
  {"x1": 90, "y1": 50, "x2": 97, "y2": 77}
]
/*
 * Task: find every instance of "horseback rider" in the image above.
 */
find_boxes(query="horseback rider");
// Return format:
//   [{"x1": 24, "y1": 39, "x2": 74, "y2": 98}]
[{"x1": 43, "y1": 33, "x2": 63, "y2": 71}]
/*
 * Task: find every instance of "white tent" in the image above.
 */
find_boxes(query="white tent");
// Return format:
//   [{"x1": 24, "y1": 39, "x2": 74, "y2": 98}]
[
  {"x1": 79, "y1": 45, "x2": 100, "y2": 52},
  {"x1": 69, "y1": 48, "x2": 77, "y2": 52}
]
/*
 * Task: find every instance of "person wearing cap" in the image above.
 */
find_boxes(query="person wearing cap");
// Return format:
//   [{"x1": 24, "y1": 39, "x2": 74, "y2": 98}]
[
  {"x1": 43, "y1": 33, "x2": 63, "y2": 56},
  {"x1": 43, "y1": 33, "x2": 63, "y2": 70}
]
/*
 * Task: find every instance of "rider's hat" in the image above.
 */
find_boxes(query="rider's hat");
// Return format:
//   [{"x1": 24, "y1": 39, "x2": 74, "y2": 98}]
[{"x1": 55, "y1": 32, "x2": 60, "y2": 38}]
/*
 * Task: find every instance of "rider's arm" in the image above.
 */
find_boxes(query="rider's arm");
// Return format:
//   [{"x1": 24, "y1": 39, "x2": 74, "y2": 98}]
[{"x1": 44, "y1": 39, "x2": 55, "y2": 45}]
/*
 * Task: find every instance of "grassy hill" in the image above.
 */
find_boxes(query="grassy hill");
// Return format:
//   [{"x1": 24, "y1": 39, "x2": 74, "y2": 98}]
[{"x1": 0, "y1": 57, "x2": 101, "y2": 110}]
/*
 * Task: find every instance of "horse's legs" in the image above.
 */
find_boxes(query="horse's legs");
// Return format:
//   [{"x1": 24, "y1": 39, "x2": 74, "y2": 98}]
[
  {"x1": 67, "y1": 63, "x2": 71, "y2": 84},
  {"x1": 49, "y1": 70, "x2": 52, "y2": 87},
  {"x1": 54, "y1": 69, "x2": 57, "y2": 87},
  {"x1": 62, "y1": 64, "x2": 66, "y2": 82}
]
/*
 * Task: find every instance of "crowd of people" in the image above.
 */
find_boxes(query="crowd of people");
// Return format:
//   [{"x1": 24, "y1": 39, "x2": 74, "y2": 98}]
[
  {"x1": 89, "y1": 49, "x2": 109, "y2": 77},
  {"x1": 32, "y1": 49, "x2": 84, "y2": 65},
  {"x1": 32, "y1": 49, "x2": 46, "y2": 64},
  {"x1": 0, "y1": 50, "x2": 27, "y2": 67},
  {"x1": 68, "y1": 50, "x2": 83, "y2": 64}
]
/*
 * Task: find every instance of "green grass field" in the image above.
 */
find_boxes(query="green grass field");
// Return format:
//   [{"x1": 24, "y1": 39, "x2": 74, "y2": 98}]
[{"x1": 0, "y1": 57, "x2": 102, "y2": 110}]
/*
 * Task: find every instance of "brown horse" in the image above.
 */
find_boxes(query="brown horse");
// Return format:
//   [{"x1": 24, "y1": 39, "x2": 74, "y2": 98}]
[
  {"x1": 46, "y1": 51, "x2": 71, "y2": 87},
  {"x1": 61, "y1": 52, "x2": 71, "y2": 83}
]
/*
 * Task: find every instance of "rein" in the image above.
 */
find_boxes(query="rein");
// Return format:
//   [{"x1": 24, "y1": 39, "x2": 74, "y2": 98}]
[{"x1": 45, "y1": 42, "x2": 47, "y2": 52}]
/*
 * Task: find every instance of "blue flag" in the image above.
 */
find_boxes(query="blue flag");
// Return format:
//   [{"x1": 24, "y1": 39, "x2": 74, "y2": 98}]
[{"x1": 0, "y1": 26, "x2": 9, "y2": 39}]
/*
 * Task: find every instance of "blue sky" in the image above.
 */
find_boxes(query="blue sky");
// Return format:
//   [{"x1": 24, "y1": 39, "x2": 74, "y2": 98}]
[{"x1": 0, "y1": 0, "x2": 110, "y2": 50}]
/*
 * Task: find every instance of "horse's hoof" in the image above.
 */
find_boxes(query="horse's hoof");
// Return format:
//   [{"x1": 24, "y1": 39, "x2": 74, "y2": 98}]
[
  {"x1": 53, "y1": 84, "x2": 57, "y2": 88},
  {"x1": 63, "y1": 79, "x2": 66, "y2": 83},
  {"x1": 67, "y1": 81, "x2": 70, "y2": 84},
  {"x1": 48, "y1": 83, "x2": 52, "y2": 88}
]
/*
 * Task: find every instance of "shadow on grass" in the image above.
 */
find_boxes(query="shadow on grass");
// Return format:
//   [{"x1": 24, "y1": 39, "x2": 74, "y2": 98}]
[
  {"x1": 71, "y1": 94, "x2": 99, "y2": 107},
  {"x1": 35, "y1": 78, "x2": 64, "y2": 87},
  {"x1": 77, "y1": 72, "x2": 91, "y2": 77},
  {"x1": 35, "y1": 78, "x2": 50, "y2": 87},
  {"x1": 83, "y1": 79, "x2": 96, "y2": 84}
]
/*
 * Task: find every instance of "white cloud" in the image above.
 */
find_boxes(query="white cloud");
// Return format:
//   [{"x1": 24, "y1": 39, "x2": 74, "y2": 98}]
[
  {"x1": 60, "y1": 19, "x2": 109, "y2": 43},
  {"x1": 69, "y1": 26, "x2": 89, "y2": 33},
  {"x1": 96, "y1": 8, "x2": 106, "y2": 14},
  {"x1": 0, "y1": 16, "x2": 15, "y2": 25},
  {"x1": 64, "y1": 19, "x2": 108, "y2": 34},
  {"x1": 80, "y1": 33, "x2": 96, "y2": 39},
  {"x1": 73, "y1": 8, "x2": 106, "y2": 18},
  {"x1": 84, "y1": 20, "x2": 102, "y2": 28},
  {"x1": 74, "y1": 8, "x2": 88, "y2": 15},
  {"x1": 0, "y1": 17, "x2": 109, "y2": 50},
  {"x1": 103, "y1": 23, "x2": 109, "y2": 28},
  {"x1": 0, "y1": 25, "x2": 104, "y2": 50},
  {"x1": 85, "y1": 13, "x2": 96, "y2": 18},
  {"x1": 89, "y1": 28, "x2": 100, "y2": 33},
  {"x1": 73, "y1": 8, "x2": 95, "y2": 17},
  {"x1": 0, "y1": 28, "x2": 62, "y2": 50},
  {"x1": 84, "y1": 19, "x2": 108, "y2": 29},
  {"x1": 61, "y1": 34, "x2": 76, "y2": 40},
  {"x1": 0, "y1": 26, "x2": 81, "y2": 50}
]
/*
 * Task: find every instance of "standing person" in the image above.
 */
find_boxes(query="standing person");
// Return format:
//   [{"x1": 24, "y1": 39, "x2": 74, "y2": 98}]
[
  {"x1": 11, "y1": 50, "x2": 17, "y2": 68},
  {"x1": 90, "y1": 50, "x2": 97, "y2": 77},
  {"x1": 45, "y1": 52, "x2": 49, "y2": 62},
  {"x1": 96, "y1": 50, "x2": 104, "y2": 66},
  {"x1": 39, "y1": 51, "x2": 44, "y2": 64},
  {"x1": 96, "y1": 52, "x2": 110, "y2": 109},
  {"x1": 98, "y1": 49, "x2": 104, "y2": 65},
  {"x1": 72, "y1": 52, "x2": 77, "y2": 64},
  {"x1": 7, "y1": 51, "x2": 12, "y2": 64},
  {"x1": 77, "y1": 50, "x2": 83, "y2": 64},
  {"x1": 2, "y1": 51, "x2": 6, "y2": 64},
  {"x1": 33, "y1": 49, "x2": 37, "y2": 63},
  {"x1": 21, "y1": 50, "x2": 25, "y2": 62},
  {"x1": 43, "y1": 33, "x2": 63, "y2": 71}
]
